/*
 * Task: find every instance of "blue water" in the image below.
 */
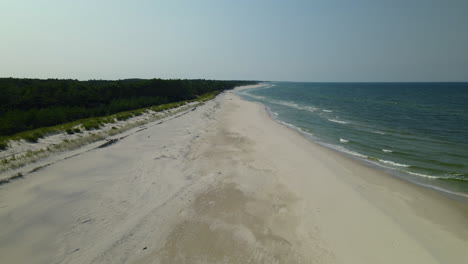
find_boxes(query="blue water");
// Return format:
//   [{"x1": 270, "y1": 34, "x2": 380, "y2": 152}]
[{"x1": 238, "y1": 82, "x2": 468, "y2": 197}]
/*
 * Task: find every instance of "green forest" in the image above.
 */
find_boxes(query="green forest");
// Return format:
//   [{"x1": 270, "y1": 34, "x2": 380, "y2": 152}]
[{"x1": 0, "y1": 78, "x2": 257, "y2": 137}]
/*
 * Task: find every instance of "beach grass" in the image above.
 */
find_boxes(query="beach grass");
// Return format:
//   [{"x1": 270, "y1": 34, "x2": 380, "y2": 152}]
[
  {"x1": 0, "y1": 141, "x2": 8, "y2": 150},
  {"x1": 0, "y1": 91, "x2": 218, "y2": 149},
  {"x1": 0, "y1": 91, "x2": 220, "y2": 173}
]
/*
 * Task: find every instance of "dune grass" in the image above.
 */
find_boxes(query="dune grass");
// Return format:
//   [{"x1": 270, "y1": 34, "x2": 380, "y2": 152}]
[
  {"x1": 0, "y1": 141, "x2": 8, "y2": 150},
  {"x1": 0, "y1": 91, "x2": 219, "y2": 150},
  {"x1": 0, "y1": 91, "x2": 219, "y2": 173}
]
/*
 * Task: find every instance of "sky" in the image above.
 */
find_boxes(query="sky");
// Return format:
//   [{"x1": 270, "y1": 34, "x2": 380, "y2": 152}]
[{"x1": 1, "y1": 0, "x2": 467, "y2": 82}]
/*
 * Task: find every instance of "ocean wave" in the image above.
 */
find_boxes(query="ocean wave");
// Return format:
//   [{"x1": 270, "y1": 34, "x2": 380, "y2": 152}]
[
  {"x1": 270, "y1": 100, "x2": 318, "y2": 113},
  {"x1": 321, "y1": 143, "x2": 367, "y2": 159},
  {"x1": 277, "y1": 120, "x2": 314, "y2": 138},
  {"x1": 404, "y1": 171, "x2": 468, "y2": 182},
  {"x1": 273, "y1": 100, "x2": 300, "y2": 108},
  {"x1": 341, "y1": 149, "x2": 367, "y2": 159},
  {"x1": 242, "y1": 95, "x2": 320, "y2": 114},
  {"x1": 305, "y1": 106, "x2": 319, "y2": 112},
  {"x1": 371, "y1": 131, "x2": 386, "y2": 135},
  {"x1": 316, "y1": 142, "x2": 455, "y2": 183},
  {"x1": 339, "y1": 138, "x2": 349, "y2": 143},
  {"x1": 404, "y1": 166, "x2": 465, "y2": 180},
  {"x1": 277, "y1": 120, "x2": 295, "y2": 128},
  {"x1": 426, "y1": 160, "x2": 465, "y2": 168},
  {"x1": 277, "y1": 120, "x2": 315, "y2": 140},
  {"x1": 379, "y1": 159, "x2": 409, "y2": 167},
  {"x1": 408, "y1": 165, "x2": 446, "y2": 174},
  {"x1": 297, "y1": 127, "x2": 314, "y2": 137},
  {"x1": 382, "y1": 149, "x2": 393, "y2": 153},
  {"x1": 278, "y1": 119, "x2": 314, "y2": 137},
  {"x1": 437, "y1": 177, "x2": 468, "y2": 182},
  {"x1": 405, "y1": 171, "x2": 444, "y2": 180},
  {"x1": 323, "y1": 109, "x2": 333, "y2": 113},
  {"x1": 328, "y1": 119, "x2": 348, "y2": 124},
  {"x1": 243, "y1": 94, "x2": 267, "y2": 101}
]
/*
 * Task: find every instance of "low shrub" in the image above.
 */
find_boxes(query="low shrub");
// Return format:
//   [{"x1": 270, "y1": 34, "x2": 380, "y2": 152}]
[
  {"x1": 100, "y1": 117, "x2": 116, "y2": 124},
  {"x1": 116, "y1": 113, "x2": 133, "y2": 121},
  {"x1": 24, "y1": 132, "x2": 44, "y2": 143},
  {"x1": 132, "y1": 110, "x2": 145, "y2": 116},
  {"x1": 0, "y1": 141, "x2": 8, "y2": 150},
  {"x1": 82, "y1": 120, "x2": 101, "y2": 130}
]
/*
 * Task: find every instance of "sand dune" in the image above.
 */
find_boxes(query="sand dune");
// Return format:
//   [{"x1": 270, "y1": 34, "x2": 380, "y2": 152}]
[{"x1": 0, "y1": 85, "x2": 467, "y2": 263}]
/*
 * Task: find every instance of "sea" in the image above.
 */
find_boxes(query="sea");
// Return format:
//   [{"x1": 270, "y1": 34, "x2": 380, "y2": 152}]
[{"x1": 238, "y1": 82, "x2": 468, "y2": 198}]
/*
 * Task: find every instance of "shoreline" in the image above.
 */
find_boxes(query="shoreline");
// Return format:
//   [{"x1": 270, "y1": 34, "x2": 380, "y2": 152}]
[
  {"x1": 270, "y1": 104, "x2": 468, "y2": 202},
  {"x1": 228, "y1": 88, "x2": 468, "y2": 262},
  {"x1": 237, "y1": 84, "x2": 468, "y2": 202},
  {"x1": 235, "y1": 83, "x2": 468, "y2": 207},
  {"x1": 0, "y1": 85, "x2": 467, "y2": 263}
]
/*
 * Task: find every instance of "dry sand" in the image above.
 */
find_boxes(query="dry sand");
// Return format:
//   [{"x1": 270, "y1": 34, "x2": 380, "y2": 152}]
[{"x1": 0, "y1": 85, "x2": 467, "y2": 263}]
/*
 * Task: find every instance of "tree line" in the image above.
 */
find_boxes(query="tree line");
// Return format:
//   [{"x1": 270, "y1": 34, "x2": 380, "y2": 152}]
[{"x1": 0, "y1": 78, "x2": 257, "y2": 136}]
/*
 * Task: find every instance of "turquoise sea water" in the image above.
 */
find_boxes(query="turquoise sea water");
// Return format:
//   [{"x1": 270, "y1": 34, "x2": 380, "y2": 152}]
[{"x1": 238, "y1": 82, "x2": 468, "y2": 197}]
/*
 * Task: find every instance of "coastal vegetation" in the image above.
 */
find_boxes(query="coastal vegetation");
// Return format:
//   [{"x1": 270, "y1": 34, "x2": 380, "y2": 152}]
[
  {"x1": 0, "y1": 89, "x2": 225, "y2": 172},
  {"x1": 0, "y1": 78, "x2": 256, "y2": 149}
]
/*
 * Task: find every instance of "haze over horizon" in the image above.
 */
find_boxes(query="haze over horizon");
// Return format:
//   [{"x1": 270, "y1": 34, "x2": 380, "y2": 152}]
[{"x1": 1, "y1": 0, "x2": 467, "y2": 82}]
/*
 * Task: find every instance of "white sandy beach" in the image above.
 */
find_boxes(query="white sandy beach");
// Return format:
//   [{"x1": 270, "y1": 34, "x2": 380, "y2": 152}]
[{"x1": 0, "y1": 85, "x2": 467, "y2": 263}]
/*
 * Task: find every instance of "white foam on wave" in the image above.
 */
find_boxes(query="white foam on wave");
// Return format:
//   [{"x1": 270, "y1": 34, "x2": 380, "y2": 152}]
[
  {"x1": 321, "y1": 143, "x2": 367, "y2": 159},
  {"x1": 274, "y1": 100, "x2": 300, "y2": 108},
  {"x1": 382, "y1": 149, "x2": 393, "y2": 153},
  {"x1": 323, "y1": 109, "x2": 333, "y2": 113},
  {"x1": 328, "y1": 119, "x2": 348, "y2": 124},
  {"x1": 341, "y1": 149, "x2": 367, "y2": 158},
  {"x1": 297, "y1": 127, "x2": 314, "y2": 138},
  {"x1": 305, "y1": 106, "x2": 318, "y2": 112},
  {"x1": 240, "y1": 95, "x2": 320, "y2": 115},
  {"x1": 406, "y1": 171, "x2": 442, "y2": 180},
  {"x1": 277, "y1": 120, "x2": 314, "y2": 137},
  {"x1": 272, "y1": 100, "x2": 318, "y2": 113},
  {"x1": 244, "y1": 94, "x2": 267, "y2": 101},
  {"x1": 273, "y1": 112, "x2": 279, "y2": 116},
  {"x1": 372, "y1": 131, "x2": 385, "y2": 135},
  {"x1": 339, "y1": 138, "x2": 349, "y2": 143},
  {"x1": 322, "y1": 143, "x2": 409, "y2": 170},
  {"x1": 379, "y1": 159, "x2": 409, "y2": 167},
  {"x1": 277, "y1": 120, "x2": 294, "y2": 128}
]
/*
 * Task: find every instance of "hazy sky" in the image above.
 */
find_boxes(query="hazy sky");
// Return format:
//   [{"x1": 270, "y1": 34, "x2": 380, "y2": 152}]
[{"x1": 1, "y1": 0, "x2": 467, "y2": 81}]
